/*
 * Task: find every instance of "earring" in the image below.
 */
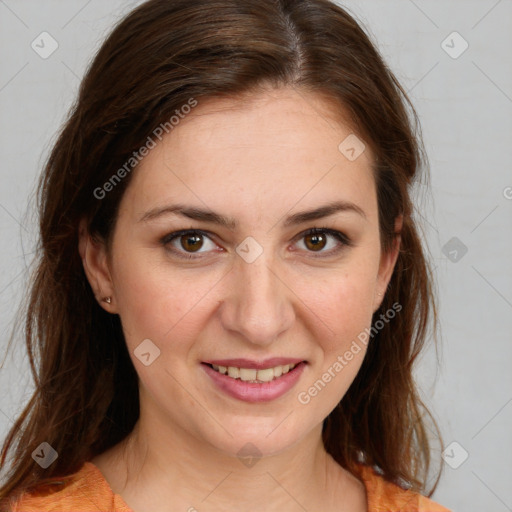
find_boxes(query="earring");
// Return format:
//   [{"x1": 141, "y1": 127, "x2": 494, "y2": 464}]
[{"x1": 103, "y1": 296, "x2": 112, "y2": 304}]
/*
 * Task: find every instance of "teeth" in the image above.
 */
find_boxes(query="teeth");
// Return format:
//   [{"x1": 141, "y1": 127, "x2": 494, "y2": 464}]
[
  {"x1": 255, "y1": 368, "x2": 274, "y2": 382},
  {"x1": 211, "y1": 363, "x2": 298, "y2": 382},
  {"x1": 227, "y1": 366, "x2": 239, "y2": 379}
]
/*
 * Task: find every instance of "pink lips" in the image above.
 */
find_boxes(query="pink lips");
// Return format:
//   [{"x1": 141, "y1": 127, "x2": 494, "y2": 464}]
[{"x1": 201, "y1": 360, "x2": 307, "y2": 403}]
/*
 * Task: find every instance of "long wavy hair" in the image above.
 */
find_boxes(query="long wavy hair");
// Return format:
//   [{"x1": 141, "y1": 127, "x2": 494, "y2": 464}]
[{"x1": 0, "y1": 0, "x2": 443, "y2": 506}]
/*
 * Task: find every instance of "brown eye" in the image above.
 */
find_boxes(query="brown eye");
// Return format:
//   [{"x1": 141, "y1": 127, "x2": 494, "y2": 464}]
[
  {"x1": 179, "y1": 233, "x2": 204, "y2": 252},
  {"x1": 304, "y1": 231, "x2": 327, "y2": 251},
  {"x1": 161, "y1": 230, "x2": 219, "y2": 259},
  {"x1": 296, "y1": 228, "x2": 352, "y2": 257}
]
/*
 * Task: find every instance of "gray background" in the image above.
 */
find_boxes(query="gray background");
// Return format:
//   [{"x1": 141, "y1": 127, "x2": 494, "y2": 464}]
[{"x1": 0, "y1": 1, "x2": 511, "y2": 510}]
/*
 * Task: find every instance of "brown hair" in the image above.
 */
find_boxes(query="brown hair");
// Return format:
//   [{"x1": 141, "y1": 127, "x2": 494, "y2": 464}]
[{"x1": 0, "y1": 0, "x2": 443, "y2": 506}]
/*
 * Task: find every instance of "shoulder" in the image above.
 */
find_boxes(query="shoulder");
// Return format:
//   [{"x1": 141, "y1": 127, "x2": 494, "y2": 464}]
[
  {"x1": 352, "y1": 463, "x2": 452, "y2": 512},
  {"x1": 8, "y1": 462, "x2": 133, "y2": 512}
]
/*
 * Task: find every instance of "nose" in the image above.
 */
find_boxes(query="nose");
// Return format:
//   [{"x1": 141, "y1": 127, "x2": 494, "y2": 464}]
[{"x1": 219, "y1": 253, "x2": 295, "y2": 346}]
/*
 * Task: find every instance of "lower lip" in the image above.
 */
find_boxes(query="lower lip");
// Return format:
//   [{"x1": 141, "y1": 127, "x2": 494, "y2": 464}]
[{"x1": 201, "y1": 362, "x2": 307, "y2": 403}]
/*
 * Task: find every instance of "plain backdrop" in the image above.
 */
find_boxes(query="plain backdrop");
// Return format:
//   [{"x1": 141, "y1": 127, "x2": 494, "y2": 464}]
[{"x1": 0, "y1": 1, "x2": 511, "y2": 511}]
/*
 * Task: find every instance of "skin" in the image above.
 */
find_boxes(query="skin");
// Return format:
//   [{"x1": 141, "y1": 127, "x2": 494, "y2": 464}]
[{"x1": 79, "y1": 86, "x2": 402, "y2": 512}]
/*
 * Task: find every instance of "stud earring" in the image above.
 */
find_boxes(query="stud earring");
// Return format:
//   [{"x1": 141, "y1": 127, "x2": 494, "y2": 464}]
[{"x1": 103, "y1": 296, "x2": 112, "y2": 304}]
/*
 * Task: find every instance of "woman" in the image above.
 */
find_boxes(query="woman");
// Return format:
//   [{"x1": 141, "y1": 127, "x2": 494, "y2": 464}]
[{"x1": 0, "y1": 0, "x2": 450, "y2": 510}]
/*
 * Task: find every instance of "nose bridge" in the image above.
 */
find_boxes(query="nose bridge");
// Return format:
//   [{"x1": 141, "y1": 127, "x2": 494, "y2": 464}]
[{"x1": 223, "y1": 246, "x2": 294, "y2": 345}]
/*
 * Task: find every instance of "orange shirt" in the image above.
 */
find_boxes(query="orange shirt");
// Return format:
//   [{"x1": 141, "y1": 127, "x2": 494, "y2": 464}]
[{"x1": 9, "y1": 461, "x2": 451, "y2": 511}]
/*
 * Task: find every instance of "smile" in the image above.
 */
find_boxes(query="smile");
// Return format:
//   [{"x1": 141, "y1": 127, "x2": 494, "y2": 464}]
[
  {"x1": 201, "y1": 361, "x2": 307, "y2": 403},
  {"x1": 209, "y1": 363, "x2": 297, "y2": 383}
]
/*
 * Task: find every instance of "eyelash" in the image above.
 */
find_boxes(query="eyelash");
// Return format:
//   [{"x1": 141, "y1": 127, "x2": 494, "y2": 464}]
[{"x1": 160, "y1": 227, "x2": 352, "y2": 260}]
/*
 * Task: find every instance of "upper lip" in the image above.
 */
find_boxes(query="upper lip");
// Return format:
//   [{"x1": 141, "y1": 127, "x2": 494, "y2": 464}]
[{"x1": 203, "y1": 357, "x2": 306, "y2": 369}]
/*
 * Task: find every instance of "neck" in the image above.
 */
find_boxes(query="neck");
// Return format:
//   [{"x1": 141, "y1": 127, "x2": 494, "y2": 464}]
[{"x1": 96, "y1": 411, "x2": 359, "y2": 511}]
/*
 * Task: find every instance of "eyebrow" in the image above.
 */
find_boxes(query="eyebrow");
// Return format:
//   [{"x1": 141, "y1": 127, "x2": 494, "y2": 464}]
[{"x1": 138, "y1": 200, "x2": 366, "y2": 229}]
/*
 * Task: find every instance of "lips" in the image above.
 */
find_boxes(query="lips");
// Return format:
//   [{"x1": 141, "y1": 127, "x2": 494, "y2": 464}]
[{"x1": 200, "y1": 357, "x2": 307, "y2": 402}]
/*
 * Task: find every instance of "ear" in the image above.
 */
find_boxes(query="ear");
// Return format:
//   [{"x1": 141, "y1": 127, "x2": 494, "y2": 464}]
[
  {"x1": 373, "y1": 215, "x2": 403, "y2": 313},
  {"x1": 78, "y1": 218, "x2": 117, "y2": 313}
]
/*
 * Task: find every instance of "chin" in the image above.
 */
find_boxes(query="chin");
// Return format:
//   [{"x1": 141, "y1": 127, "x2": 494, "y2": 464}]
[{"x1": 201, "y1": 418, "x2": 308, "y2": 461}]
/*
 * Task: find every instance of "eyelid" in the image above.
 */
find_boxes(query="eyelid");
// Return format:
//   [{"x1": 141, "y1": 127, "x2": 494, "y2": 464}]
[{"x1": 160, "y1": 227, "x2": 352, "y2": 259}]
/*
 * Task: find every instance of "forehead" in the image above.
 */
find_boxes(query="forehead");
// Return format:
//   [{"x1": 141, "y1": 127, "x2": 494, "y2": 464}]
[
  {"x1": 121, "y1": 87, "x2": 377, "y2": 224},
  {"x1": 164, "y1": 87, "x2": 369, "y2": 162}
]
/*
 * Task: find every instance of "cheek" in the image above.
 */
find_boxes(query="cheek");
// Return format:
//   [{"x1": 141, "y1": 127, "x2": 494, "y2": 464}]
[
  {"x1": 296, "y1": 263, "x2": 378, "y2": 349},
  {"x1": 293, "y1": 271, "x2": 376, "y2": 413},
  {"x1": 111, "y1": 250, "x2": 223, "y2": 349}
]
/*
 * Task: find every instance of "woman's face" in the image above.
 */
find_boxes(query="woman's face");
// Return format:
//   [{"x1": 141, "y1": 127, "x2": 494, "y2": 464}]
[{"x1": 83, "y1": 87, "x2": 399, "y2": 459}]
